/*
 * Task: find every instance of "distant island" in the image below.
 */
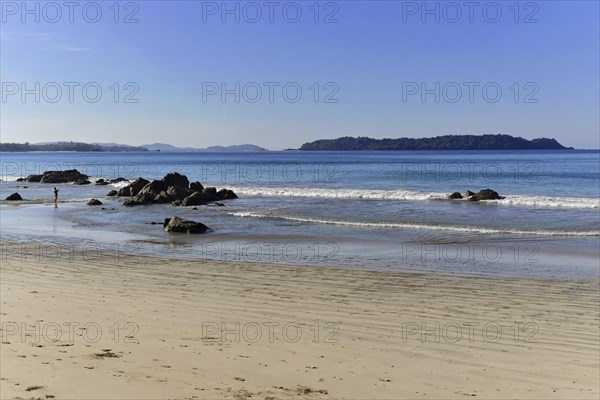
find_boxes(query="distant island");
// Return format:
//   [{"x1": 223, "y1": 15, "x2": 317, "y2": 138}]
[
  {"x1": 0, "y1": 142, "x2": 267, "y2": 152},
  {"x1": 0, "y1": 142, "x2": 148, "y2": 152},
  {"x1": 299, "y1": 134, "x2": 572, "y2": 151}
]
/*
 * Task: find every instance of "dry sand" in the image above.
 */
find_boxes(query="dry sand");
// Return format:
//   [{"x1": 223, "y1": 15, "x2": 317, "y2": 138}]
[{"x1": 0, "y1": 246, "x2": 598, "y2": 399}]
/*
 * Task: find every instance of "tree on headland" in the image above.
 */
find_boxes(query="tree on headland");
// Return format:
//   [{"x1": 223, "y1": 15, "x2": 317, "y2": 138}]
[
  {"x1": 299, "y1": 134, "x2": 572, "y2": 151},
  {"x1": 0, "y1": 142, "x2": 148, "y2": 152}
]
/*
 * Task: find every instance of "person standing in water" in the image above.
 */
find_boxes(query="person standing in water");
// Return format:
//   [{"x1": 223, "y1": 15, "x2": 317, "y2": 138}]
[{"x1": 53, "y1": 187, "x2": 59, "y2": 206}]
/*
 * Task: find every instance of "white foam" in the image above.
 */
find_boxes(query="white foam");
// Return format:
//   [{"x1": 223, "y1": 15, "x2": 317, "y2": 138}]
[
  {"x1": 489, "y1": 195, "x2": 600, "y2": 209},
  {"x1": 0, "y1": 176, "x2": 23, "y2": 182},
  {"x1": 89, "y1": 177, "x2": 130, "y2": 188},
  {"x1": 230, "y1": 211, "x2": 599, "y2": 237},
  {"x1": 231, "y1": 186, "x2": 448, "y2": 201},
  {"x1": 230, "y1": 186, "x2": 600, "y2": 209},
  {"x1": 109, "y1": 181, "x2": 130, "y2": 188}
]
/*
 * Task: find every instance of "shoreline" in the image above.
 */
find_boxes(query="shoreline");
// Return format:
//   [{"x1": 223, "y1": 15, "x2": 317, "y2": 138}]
[
  {"x1": 1, "y1": 249, "x2": 599, "y2": 399},
  {"x1": 1, "y1": 200, "x2": 599, "y2": 281}
]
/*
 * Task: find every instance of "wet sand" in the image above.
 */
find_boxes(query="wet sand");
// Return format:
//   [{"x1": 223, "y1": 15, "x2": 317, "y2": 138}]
[{"x1": 0, "y1": 244, "x2": 598, "y2": 399}]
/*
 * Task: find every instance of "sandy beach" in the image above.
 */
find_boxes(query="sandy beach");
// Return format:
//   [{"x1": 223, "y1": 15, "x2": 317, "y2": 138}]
[{"x1": 0, "y1": 243, "x2": 598, "y2": 400}]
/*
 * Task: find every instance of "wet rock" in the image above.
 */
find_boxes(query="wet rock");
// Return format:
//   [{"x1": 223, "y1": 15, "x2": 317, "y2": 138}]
[
  {"x1": 25, "y1": 174, "x2": 43, "y2": 182},
  {"x1": 217, "y1": 188, "x2": 238, "y2": 200},
  {"x1": 449, "y1": 192, "x2": 463, "y2": 199},
  {"x1": 107, "y1": 190, "x2": 118, "y2": 196},
  {"x1": 167, "y1": 185, "x2": 188, "y2": 200},
  {"x1": 40, "y1": 169, "x2": 88, "y2": 184},
  {"x1": 109, "y1": 177, "x2": 129, "y2": 184},
  {"x1": 153, "y1": 191, "x2": 173, "y2": 204},
  {"x1": 117, "y1": 178, "x2": 149, "y2": 197},
  {"x1": 134, "y1": 180, "x2": 169, "y2": 203},
  {"x1": 189, "y1": 181, "x2": 204, "y2": 192},
  {"x1": 468, "y1": 189, "x2": 501, "y2": 201},
  {"x1": 123, "y1": 199, "x2": 144, "y2": 207},
  {"x1": 6, "y1": 192, "x2": 22, "y2": 201},
  {"x1": 164, "y1": 216, "x2": 209, "y2": 234},
  {"x1": 181, "y1": 191, "x2": 206, "y2": 207},
  {"x1": 163, "y1": 172, "x2": 189, "y2": 189},
  {"x1": 95, "y1": 179, "x2": 110, "y2": 186},
  {"x1": 202, "y1": 187, "x2": 218, "y2": 201},
  {"x1": 87, "y1": 199, "x2": 103, "y2": 206}
]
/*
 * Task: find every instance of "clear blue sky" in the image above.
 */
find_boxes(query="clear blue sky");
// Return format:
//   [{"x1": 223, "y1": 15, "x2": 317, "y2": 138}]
[{"x1": 1, "y1": 0, "x2": 598, "y2": 149}]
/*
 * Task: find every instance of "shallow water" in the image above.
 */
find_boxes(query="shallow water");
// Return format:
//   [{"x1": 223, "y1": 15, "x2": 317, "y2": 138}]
[{"x1": 1, "y1": 150, "x2": 598, "y2": 279}]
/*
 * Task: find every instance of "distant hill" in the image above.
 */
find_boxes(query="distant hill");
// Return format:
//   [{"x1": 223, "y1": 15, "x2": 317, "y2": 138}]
[
  {"x1": 299, "y1": 135, "x2": 572, "y2": 151},
  {"x1": 0, "y1": 141, "x2": 267, "y2": 152},
  {"x1": 142, "y1": 143, "x2": 267, "y2": 152},
  {"x1": 0, "y1": 141, "x2": 148, "y2": 152}
]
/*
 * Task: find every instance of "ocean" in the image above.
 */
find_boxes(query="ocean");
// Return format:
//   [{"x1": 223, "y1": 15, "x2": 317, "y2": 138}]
[{"x1": 1, "y1": 150, "x2": 599, "y2": 279}]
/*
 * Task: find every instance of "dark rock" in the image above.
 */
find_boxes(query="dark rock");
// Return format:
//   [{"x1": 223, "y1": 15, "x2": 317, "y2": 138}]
[
  {"x1": 129, "y1": 177, "x2": 152, "y2": 196},
  {"x1": 109, "y1": 177, "x2": 129, "y2": 183},
  {"x1": 95, "y1": 179, "x2": 109, "y2": 186},
  {"x1": 167, "y1": 185, "x2": 188, "y2": 200},
  {"x1": 75, "y1": 179, "x2": 91, "y2": 185},
  {"x1": 16, "y1": 178, "x2": 26, "y2": 182},
  {"x1": 181, "y1": 191, "x2": 206, "y2": 207},
  {"x1": 171, "y1": 200, "x2": 182, "y2": 206},
  {"x1": 87, "y1": 199, "x2": 103, "y2": 206},
  {"x1": 192, "y1": 207, "x2": 198, "y2": 210},
  {"x1": 123, "y1": 199, "x2": 144, "y2": 207},
  {"x1": 464, "y1": 190, "x2": 475, "y2": 198},
  {"x1": 448, "y1": 192, "x2": 463, "y2": 199},
  {"x1": 6, "y1": 192, "x2": 22, "y2": 201},
  {"x1": 25, "y1": 174, "x2": 43, "y2": 182},
  {"x1": 107, "y1": 190, "x2": 118, "y2": 196},
  {"x1": 164, "y1": 216, "x2": 208, "y2": 234},
  {"x1": 40, "y1": 169, "x2": 88, "y2": 184},
  {"x1": 163, "y1": 218, "x2": 171, "y2": 228},
  {"x1": 202, "y1": 187, "x2": 218, "y2": 201},
  {"x1": 468, "y1": 189, "x2": 501, "y2": 201},
  {"x1": 217, "y1": 189, "x2": 238, "y2": 200},
  {"x1": 133, "y1": 180, "x2": 169, "y2": 203},
  {"x1": 163, "y1": 172, "x2": 189, "y2": 189},
  {"x1": 189, "y1": 181, "x2": 204, "y2": 192},
  {"x1": 153, "y1": 191, "x2": 173, "y2": 204},
  {"x1": 117, "y1": 178, "x2": 149, "y2": 197}
]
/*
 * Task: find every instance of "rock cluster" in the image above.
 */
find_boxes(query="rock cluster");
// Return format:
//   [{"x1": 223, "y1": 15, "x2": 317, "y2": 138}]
[
  {"x1": 113, "y1": 172, "x2": 237, "y2": 207},
  {"x1": 19, "y1": 169, "x2": 90, "y2": 185},
  {"x1": 448, "y1": 189, "x2": 502, "y2": 201}
]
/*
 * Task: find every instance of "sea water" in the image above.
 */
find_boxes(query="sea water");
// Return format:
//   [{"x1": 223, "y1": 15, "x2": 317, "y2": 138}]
[{"x1": 1, "y1": 150, "x2": 598, "y2": 279}]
